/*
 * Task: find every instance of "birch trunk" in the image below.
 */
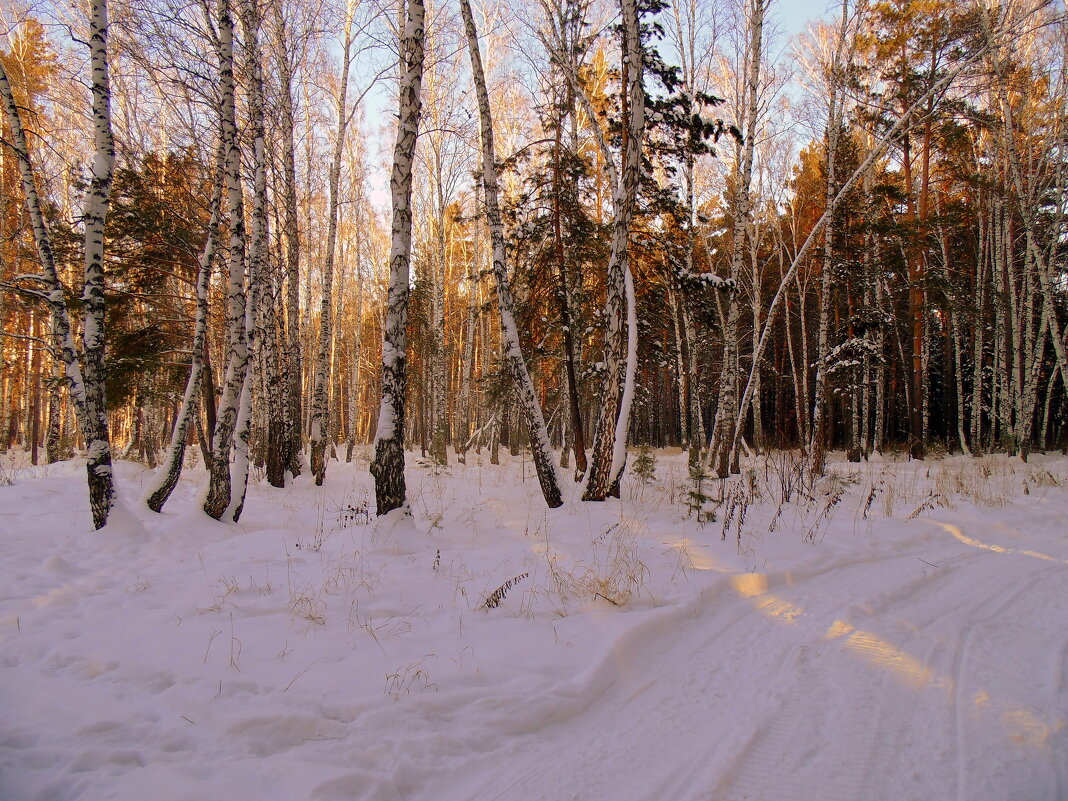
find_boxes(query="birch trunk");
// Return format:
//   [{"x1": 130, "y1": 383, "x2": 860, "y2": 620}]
[
  {"x1": 708, "y1": 0, "x2": 764, "y2": 478},
  {"x1": 370, "y1": 0, "x2": 425, "y2": 515},
  {"x1": 310, "y1": 7, "x2": 354, "y2": 485},
  {"x1": 274, "y1": 4, "x2": 304, "y2": 477},
  {"x1": 460, "y1": 0, "x2": 562, "y2": 507},
  {"x1": 582, "y1": 0, "x2": 644, "y2": 500},
  {"x1": 146, "y1": 146, "x2": 223, "y2": 512},
  {"x1": 241, "y1": 0, "x2": 280, "y2": 491},
  {"x1": 808, "y1": 0, "x2": 843, "y2": 473},
  {"x1": 203, "y1": 0, "x2": 250, "y2": 522},
  {"x1": 80, "y1": 0, "x2": 118, "y2": 528}
]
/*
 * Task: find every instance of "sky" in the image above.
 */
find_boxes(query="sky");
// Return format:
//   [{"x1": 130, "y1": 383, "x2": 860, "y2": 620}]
[
  {"x1": 777, "y1": 0, "x2": 836, "y2": 37},
  {"x1": 360, "y1": 0, "x2": 837, "y2": 211}
]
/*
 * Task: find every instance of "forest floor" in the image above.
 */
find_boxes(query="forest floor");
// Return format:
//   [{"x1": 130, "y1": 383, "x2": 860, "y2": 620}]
[{"x1": 1, "y1": 446, "x2": 1066, "y2": 801}]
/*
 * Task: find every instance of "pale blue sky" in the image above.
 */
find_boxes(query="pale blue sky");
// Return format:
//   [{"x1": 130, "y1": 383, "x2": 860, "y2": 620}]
[{"x1": 776, "y1": 0, "x2": 837, "y2": 36}]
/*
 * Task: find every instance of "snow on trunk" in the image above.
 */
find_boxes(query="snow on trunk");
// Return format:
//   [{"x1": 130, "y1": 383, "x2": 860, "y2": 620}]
[
  {"x1": 708, "y1": 0, "x2": 764, "y2": 479},
  {"x1": 203, "y1": 0, "x2": 250, "y2": 522},
  {"x1": 460, "y1": 0, "x2": 563, "y2": 509},
  {"x1": 582, "y1": 0, "x2": 644, "y2": 501},
  {"x1": 370, "y1": 0, "x2": 425, "y2": 515}
]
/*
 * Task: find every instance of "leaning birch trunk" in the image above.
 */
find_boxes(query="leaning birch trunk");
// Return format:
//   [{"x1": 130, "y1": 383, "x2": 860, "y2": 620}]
[
  {"x1": 582, "y1": 0, "x2": 645, "y2": 501},
  {"x1": 203, "y1": 0, "x2": 250, "y2": 522},
  {"x1": 707, "y1": 0, "x2": 764, "y2": 478},
  {"x1": 220, "y1": 0, "x2": 269, "y2": 523},
  {"x1": 0, "y1": 61, "x2": 89, "y2": 438},
  {"x1": 310, "y1": 7, "x2": 354, "y2": 485},
  {"x1": 459, "y1": 0, "x2": 562, "y2": 508},
  {"x1": 80, "y1": 0, "x2": 118, "y2": 529},
  {"x1": 729, "y1": 36, "x2": 988, "y2": 454},
  {"x1": 146, "y1": 147, "x2": 223, "y2": 512},
  {"x1": 370, "y1": 0, "x2": 425, "y2": 515}
]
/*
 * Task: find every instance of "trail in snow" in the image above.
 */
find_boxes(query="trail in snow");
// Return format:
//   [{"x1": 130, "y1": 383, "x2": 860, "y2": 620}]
[
  {"x1": 438, "y1": 515, "x2": 1067, "y2": 801},
  {"x1": 0, "y1": 452, "x2": 1065, "y2": 801}
]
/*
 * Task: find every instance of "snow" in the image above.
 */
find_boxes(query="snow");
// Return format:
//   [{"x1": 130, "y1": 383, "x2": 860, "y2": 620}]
[{"x1": 1, "y1": 449, "x2": 1066, "y2": 801}]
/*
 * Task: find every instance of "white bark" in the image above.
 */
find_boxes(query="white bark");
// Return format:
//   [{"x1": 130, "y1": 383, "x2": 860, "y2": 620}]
[
  {"x1": 582, "y1": 0, "x2": 645, "y2": 501},
  {"x1": 708, "y1": 0, "x2": 765, "y2": 478},
  {"x1": 310, "y1": 5, "x2": 355, "y2": 485},
  {"x1": 460, "y1": 0, "x2": 562, "y2": 507},
  {"x1": 203, "y1": 0, "x2": 250, "y2": 522},
  {"x1": 370, "y1": 0, "x2": 425, "y2": 515},
  {"x1": 146, "y1": 145, "x2": 223, "y2": 512}
]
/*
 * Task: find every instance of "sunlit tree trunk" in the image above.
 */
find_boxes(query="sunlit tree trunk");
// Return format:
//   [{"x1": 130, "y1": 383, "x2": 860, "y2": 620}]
[
  {"x1": 582, "y1": 0, "x2": 644, "y2": 501},
  {"x1": 370, "y1": 0, "x2": 425, "y2": 515},
  {"x1": 310, "y1": 4, "x2": 355, "y2": 485},
  {"x1": 460, "y1": 0, "x2": 562, "y2": 507},
  {"x1": 146, "y1": 146, "x2": 223, "y2": 512},
  {"x1": 204, "y1": 0, "x2": 250, "y2": 522}
]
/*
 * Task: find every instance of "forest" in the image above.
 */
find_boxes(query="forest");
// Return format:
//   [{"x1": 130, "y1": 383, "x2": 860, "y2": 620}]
[
  {"x1": 1, "y1": 0, "x2": 1066, "y2": 529},
  {"x1": 3, "y1": 2, "x2": 1068, "y2": 797}
]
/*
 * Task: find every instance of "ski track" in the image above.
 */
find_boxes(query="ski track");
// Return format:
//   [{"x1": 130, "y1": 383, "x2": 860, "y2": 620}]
[
  {"x1": 436, "y1": 513, "x2": 1067, "y2": 801},
  {"x1": 2, "y1": 459, "x2": 1066, "y2": 800}
]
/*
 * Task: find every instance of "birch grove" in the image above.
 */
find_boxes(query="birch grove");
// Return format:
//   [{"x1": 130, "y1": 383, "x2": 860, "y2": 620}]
[{"x1": 1, "y1": 0, "x2": 1067, "y2": 530}]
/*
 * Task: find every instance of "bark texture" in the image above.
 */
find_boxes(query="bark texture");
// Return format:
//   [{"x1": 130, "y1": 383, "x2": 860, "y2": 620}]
[
  {"x1": 370, "y1": 0, "x2": 425, "y2": 515},
  {"x1": 460, "y1": 0, "x2": 563, "y2": 508}
]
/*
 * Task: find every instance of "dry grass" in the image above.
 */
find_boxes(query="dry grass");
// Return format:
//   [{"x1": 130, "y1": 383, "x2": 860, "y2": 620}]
[{"x1": 543, "y1": 521, "x2": 650, "y2": 614}]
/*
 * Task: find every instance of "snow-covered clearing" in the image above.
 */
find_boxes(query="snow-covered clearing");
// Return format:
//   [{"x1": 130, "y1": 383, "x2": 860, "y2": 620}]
[{"x1": 1, "y1": 449, "x2": 1065, "y2": 800}]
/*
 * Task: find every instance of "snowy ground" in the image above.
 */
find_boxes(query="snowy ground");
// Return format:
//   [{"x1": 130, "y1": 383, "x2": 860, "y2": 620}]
[{"x1": 1, "y1": 447, "x2": 1065, "y2": 801}]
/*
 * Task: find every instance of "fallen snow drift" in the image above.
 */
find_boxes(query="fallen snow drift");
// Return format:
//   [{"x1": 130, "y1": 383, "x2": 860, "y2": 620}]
[{"x1": 1, "y1": 450, "x2": 1065, "y2": 800}]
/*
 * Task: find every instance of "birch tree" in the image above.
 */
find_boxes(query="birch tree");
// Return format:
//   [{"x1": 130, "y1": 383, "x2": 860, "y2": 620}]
[
  {"x1": 370, "y1": 0, "x2": 425, "y2": 515},
  {"x1": 203, "y1": 0, "x2": 251, "y2": 522},
  {"x1": 581, "y1": 0, "x2": 644, "y2": 501},
  {"x1": 0, "y1": 0, "x2": 117, "y2": 529},
  {"x1": 460, "y1": 0, "x2": 563, "y2": 508},
  {"x1": 707, "y1": 0, "x2": 766, "y2": 478},
  {"x1": 310, "y1": 0, "x2": 357, "y2": 485}
]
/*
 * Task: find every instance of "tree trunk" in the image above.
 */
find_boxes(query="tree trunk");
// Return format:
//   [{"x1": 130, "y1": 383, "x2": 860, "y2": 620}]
[
  {"x1": 79, "y1": 0, "x2": 118, "y2": 528},
  {"x1": 460, "y1": 0, "x2": 562, "y2": 508},
  {"x1": 582, "y1": 0, "x2": 645, "y2": 500},
  {"x1": 274, "y1": 4, "x2": 304, "y2": 478},
  {"x1": 146, "y1": 145, "x2": 222, "y2": 512},
  {"x1": 203, "y1": 0, "x2": 250, "y2": 522},
  {"x1": 370, "y1": 0, "x2": 425, "y2": 515},
  {"x1": 310, "y1": 8, "x2": 354, "y2": 486},
  {"x1": 709, "y1": 0, "x2": 765, "y2": 478}
]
